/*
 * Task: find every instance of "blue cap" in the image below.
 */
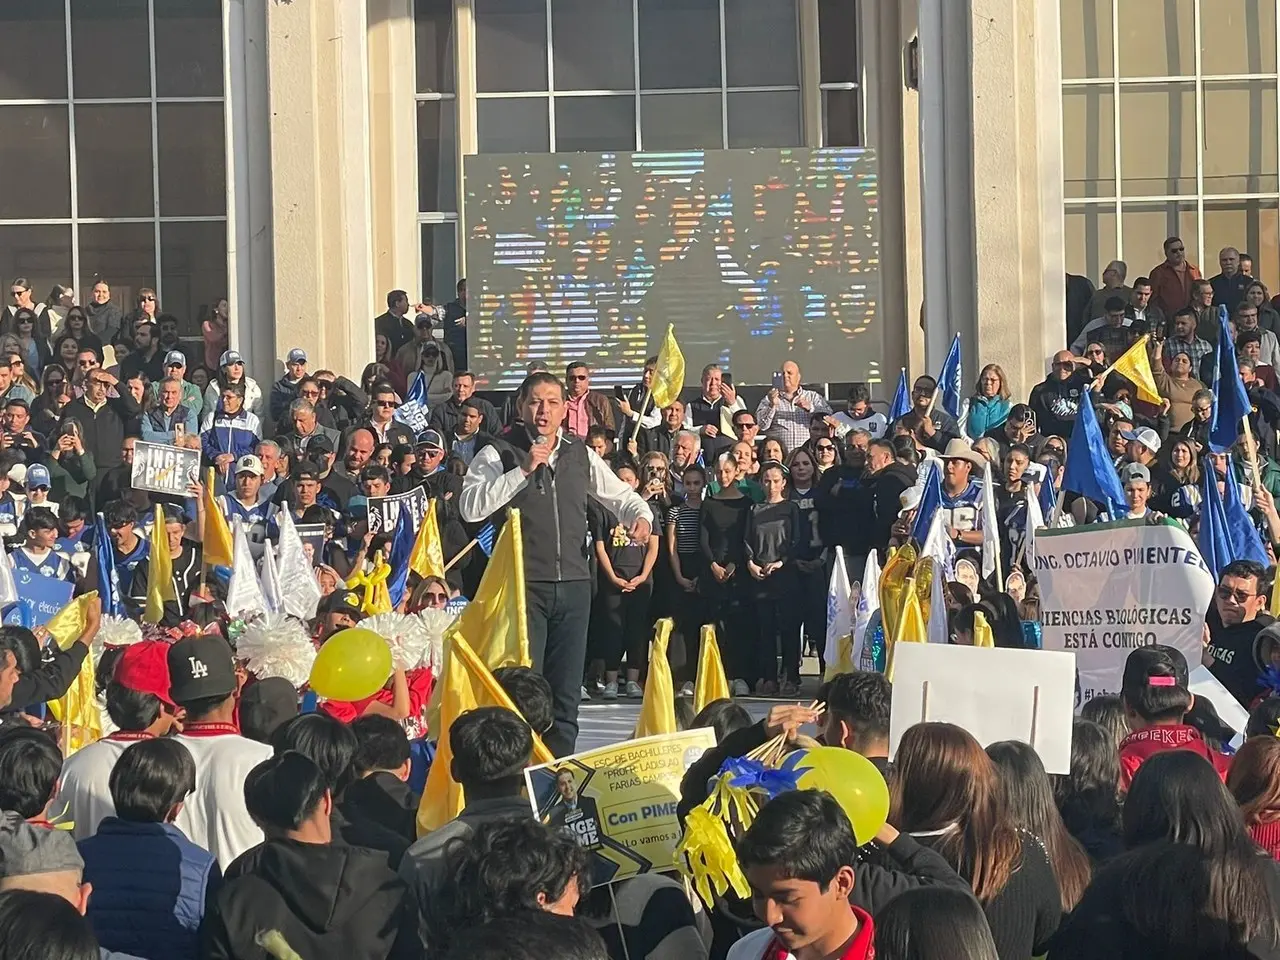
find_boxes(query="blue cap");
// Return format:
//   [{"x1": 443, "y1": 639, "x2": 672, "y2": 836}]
[{"x1": 25, "y1": 464, "x2": 50, "y2": 489}]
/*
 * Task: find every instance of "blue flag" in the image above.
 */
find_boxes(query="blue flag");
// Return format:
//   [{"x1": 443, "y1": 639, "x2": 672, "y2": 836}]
[
  {"x1": 476, "y1": 522, "x2": 497, "y2": 558},
  {"x1": 1223, "y1": 467, "x2": 1268, "y2": 569},
  {"x1": 94, "y1": 512, "x2": 123, "y2": 617},
  {"x1": 937, "y1": 334, "x2": 963, "y2": 419},
  {"x1": 1061, "y1": 396, "x2": 1126, "y2": 519},
  {"x1": 1038, "y1": 462, "x2": 1058, "y2": 518},
  {"x1": 910, "y1": 461, "x2": 944, "y2": 543},
  {"x1": 888, "y1": 368, "x2": 911, "y2": 422},
  {"x1": 1199, "y1": 465, "x2": 1235, "y2": 581},
  {"x1": 386, "y1": 498, "x2": 419, "y2": 609},
  {"x1": 1210, "y1": 304, "x2": 1249, "y2": 453},
  {"x1": 394, "y1": 370, "x2": 430, "y2": 435}
]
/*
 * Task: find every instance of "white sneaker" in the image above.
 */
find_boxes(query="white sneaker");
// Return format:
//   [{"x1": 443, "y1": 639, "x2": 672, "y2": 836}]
[
  {"x1": 731, "y1": 679, "x2": 750, "y2": 697},
  {"x1": 580, "y1": 685, "x2": 591, "y2": 702},
  {"x1": 679, "y1": 681, "x2": 694, "y2": 697},
  {"x1": 625, "y1": 680, "x2": 644, "y2": 699},
  {"x1": 602, "y1": 681, "x2": 618, "y2": 700}
]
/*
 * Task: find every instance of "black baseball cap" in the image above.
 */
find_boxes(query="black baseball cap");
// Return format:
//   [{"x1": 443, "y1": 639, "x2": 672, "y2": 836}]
[
  {"x1": 318, "y1": 588, "x2": 364, "y2": 620},
  {"x1": 240, "y1": 677, "x2": 300, "y2": 744},
  {"x1": 294, "y1": 461, "x2": 322, "y2": 483},
  {"x1": 167, "y1": 635, "x2": 238, "y2": 703},
  {"x1": 307, "y1": 434, "x2": 335, "y2": 455}
]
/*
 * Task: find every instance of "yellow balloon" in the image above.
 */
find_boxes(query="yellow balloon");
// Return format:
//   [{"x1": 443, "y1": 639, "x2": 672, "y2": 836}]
[
  {"x1": 791, "y1": 746, "x2": 890, "y2": 845},
  {"x1": 309, "y1": 628, "x2": 392, "y2": 701}
]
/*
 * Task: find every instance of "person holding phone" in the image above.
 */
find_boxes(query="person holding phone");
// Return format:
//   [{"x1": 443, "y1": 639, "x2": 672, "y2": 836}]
[{"x1": 755, "y1": 360, "x2": 831, "y2": 453}]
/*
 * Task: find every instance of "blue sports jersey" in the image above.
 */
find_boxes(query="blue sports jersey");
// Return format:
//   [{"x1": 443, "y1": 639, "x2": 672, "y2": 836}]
[
  {"x1": 939, "y1": 481, "x2": 983, "y2": 534},
  {"x1": 217, "y1": 495, "x2": 279, "y2": 557},
  {"x1": 111, "y1": 536, "x2": 151, "y2": 596},
  {"x1": 10, "y1": 546, "x2": 73, "y2": 581}
]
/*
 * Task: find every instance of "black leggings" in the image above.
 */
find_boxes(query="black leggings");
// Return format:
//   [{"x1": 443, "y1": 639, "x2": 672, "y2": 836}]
[
  {"x1": 756, "y1": 594, "x2": 801, "y2": 683},
  {"x1": 597, "y1": 580, "x2": 653, "y2": 673},
  {"x1": 705, "y1": 579, "x2": 756, "y2": 683}
]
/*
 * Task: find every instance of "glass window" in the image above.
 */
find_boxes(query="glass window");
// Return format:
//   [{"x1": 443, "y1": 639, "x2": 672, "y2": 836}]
[
  {"x1": 475, "y1": 0, "x2": 547, "y2": 93},
  {"x1": 552, "y1": 0, "x2": 634, "y2": 91},
  {"x1": 158, "y1": 103, "x2": 226, "y2": 217},
  {"x1": 0, "y1": 107, "x2": 71, "y2": 220},
  {"x1": 1202, "y1": 81, "x2": 1279, "y2": 195},
  {"x1": 1064, "y1": 205, "x2": 1118, "y2": 283},
  {"x1": 0, "y1": 226, "x2": 73, "y2": 309},
  {"x1": 1203, "y1": 200, "x2": 1280, "y2": 294},
  {"x1": 637, "y1": 0, "x2": 720, "y2": 90},
  {"x1": 1200, "y1": 0, "x2": 1276, "y2": 77},
  {"x1": 728, "y1": 91, "x2": 802, "y2": 148},
  {"x1": 556, "y1": 96, "x2": 636, "y2": 152},
  {"x1": 79, "y1": 222, "x2": 157, "y2": 301},
  {"x1": 70, "y1": 0, "x2": 151, "y2": 100},
  {"x1": 823, "y1": 90, "x2": 861, "y2": 147},
  {"x1": 640, "y1": 92, "x2": 721, "y2": 150},
  {"x1": 74, "y1": 104, "x2": 154, "y2": 219},
  {"x1": 0, "y1": 1, "x2": 68, "y2": 100},
  {"x1": 418, "y1": 99, "x2": 458, "y2": 212},
  {"x1": 818, "y1": 0, "x2": 858, "y2": 85},
  {"x1": 421, "y1": 223, "x2": 458, "y2": 305},
  {"x1": 1062, "y1": 87, "x2": 1116, "y2": 199},
  {"x1": 725, "y1": 0, "x2": 798, "y2": 88},
  {"x1": 415, "y1": 0, "x2": 456, "y2": 94},
  {"x1": 1121, "y1": 201, "x2": 1200, "y2": 274},
  {"x1": 160, "y1": 220, "x2": 227, "y2": 328},
  {"x1": 1118, "y1": 83, "x2": 1196, "y2": 196},
  {"x1": 478, "y1": 98, "x2": 550, "y2": 153},
  {"x1": 1060, "y1": 0, "x2": 1113, "y2": 80},
  {"x1": 1116, "y1": 0, "x2": 1194, "y2": 78},
  {"x1": 154, "y1": 0, "x2": 224, "y2": 98}
]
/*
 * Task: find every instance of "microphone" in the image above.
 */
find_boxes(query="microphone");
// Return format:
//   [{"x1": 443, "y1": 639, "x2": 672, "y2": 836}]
[{"x1": 533, "y1": 435, "x2": 549, "y2": 494}]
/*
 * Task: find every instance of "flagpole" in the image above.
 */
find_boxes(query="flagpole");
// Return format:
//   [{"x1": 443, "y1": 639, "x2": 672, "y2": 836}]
[
  {"x1": 1089, "y1": 334, "x2": 1149, "y2": 389},
  {"x1": 1049, "y1": 490, "x2": 1067, "y2": 527},
  {"x1": 444, "y1": 536, "x2": 481, "y2": 573},
  {"x1": 1242, "y1": 414, "x2": 1264, "y2": 495}
]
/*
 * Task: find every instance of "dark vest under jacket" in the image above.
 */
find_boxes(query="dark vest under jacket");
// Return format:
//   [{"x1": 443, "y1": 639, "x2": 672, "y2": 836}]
[{"x1": 494, "y1": 431, "x2": 592, "y2": 582}]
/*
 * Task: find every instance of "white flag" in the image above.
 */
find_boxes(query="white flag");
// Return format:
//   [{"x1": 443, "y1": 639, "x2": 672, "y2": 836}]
[
  {"x1": 920, "y1": 508, "x2": 956, "y2": 579},
  {"x1": 1025, "y1": 480, "x2": 1046, "y2": 565},
  {"x1": 0, "y1": 537, "x2": 17, "y2": 608},
  {"x1": 259, "y1": 542, "x2": 284, "y2": 615},
  {"x1": 981, "y1": 461, "x2": 1001, "y2": 579},
  {"x1": 276, "y1": 508, "x2": 322, "y2": 620},
  {"x1": 225, "y1": 519, "x2": 267, "y2": 619},
  {"x1": 823, "y1": 546, "x2": 854, "y2": 668},
  {"x1": 851, "y1": 550, "x2": 881, "y2": 671},
  {"x1": 927, "y1": 559, "x2": 948, "y2": 644}
]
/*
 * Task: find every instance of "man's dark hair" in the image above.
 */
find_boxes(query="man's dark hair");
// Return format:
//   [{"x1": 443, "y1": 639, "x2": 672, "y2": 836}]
[
  {"x1": 565, "y1": 361, "x2": 589, "y2": 378},
  {"x1": 517, "y1": 371, "x2": 566, "y2": 405},
  {"x1": 913, "y1": 374, "x2": 937, "y2": 392},
  {"x1": 0, "y1": 890, "x2": 100, "y2": 960},
  {"x1": 736, "y1": 789, "x2": 858, "y2": 889},
  {"x1": 441, "y1": 913, "x2": 609, "y2": 960},
  {"x1": 1172, "y1": 306, "x2": 1197, "y2": 324},
  {"x1": 245, "y1": 751, "x2": 329, "y2": 832},
  {"x1": 732, "y1": 409, "x2": 755, "y2": 426},
  {"x1": 103, "y1": 500, "x2": 138, "y2": 529},
  {"x1": 1104, "y1": 295, "x2": 1127, "y2": 313},
  {"x1": 22, "y1": 507, "x2": 58, "y2": 532},
  {"x1": 350, "y1": 714, "x2": 411, "y2": 775},
  {"x1": 271, "y1": 712, "x2": 357, "y2": 795},
  {"x1": 866, "y1": 437, "x2": 894, "y2": 461},
  {"x1": 104, "y1": 680, "x2": 163, "y2": 731},
  {"x1": 58, "y1": 497, "x2": 90, "y2": 529},
  {"x1": 1164, "y1": 236, "x2": 1182, "y2": 252},
  {"x1": 0, "y1": 625, "x2": 38, "y2": 676},
  {"x1": 219, "y1": 379, "x2": 246, "y2": 398},
  {"x1": 1133, "y1": 276, "x2": 1152, "y2": 289},
  {"x1": 891, "y1": 434, "x2": 919, "y2": 465},
  {"x1": 449, "y1": 706, "x2": 534, "y2": 789},
  {"x1": 459, "y1": 398, "x2": 485, "y2": 416},
  {"x1": 493, "y1": 666, "x2": 554, "y2": 735},
  {"x1": 847, "y1": 383, "x2": 871, "y2": 404},
  {"x1": 1221, "y1": 559, "x2": 1266, "y2": 587},
  {"x1": 0, "y1": 728, "x2": 61, "y2": 818},
  {"x1": 178, "y1": 692, "x2": 234, "y2": 723},
  {"x1": 455, "y1": 370, "x2": 474, "y2": 381},
  {"x1": 821, "y1": 671, "x2": 891, "y2": 749},
  {"x1": 387, "y1": 289, "x2": 408, "y2": 310},
  {"x1": 109, "y1": 737, "x2": 196, "y2": 822}
]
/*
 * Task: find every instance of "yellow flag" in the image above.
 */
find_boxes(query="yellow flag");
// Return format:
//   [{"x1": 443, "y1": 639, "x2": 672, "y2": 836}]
[
  {"x1": 416, "y1": 634, "x2": 553, "y2": 836},
  {"x1": 44, "y1": 593, "x2": 101, "y2": 754},
  {"x1": 649, "y1": 324, "x2": 686, "y2": 410},
  {"x1": 202, "y1": 467, "x2": 233, "y2": 568},
  {"x1": 1271, "y1": 579, "x2": 1280, "y2": 620},
  {"x1": 144, "y1": 506, "x2": 177, "y2": 624},
  {"x1": 409, "y1": 499, "x2": 446, "y2": 580},
  {"x1": 1109, "y1": 335, "x2": 1162, "y2": 405},
  {"x1": 823, "y1": 634, "x2": 855, "y2": 682},
  {"x1": 973, "y1": 610, "x2": 995, "y2": 648},
  {"x1": 693, "y1": 624, "x2": 732, "y2": 715},
  {"x1": 450, "y1": 509, "x2": 530, "y2": 670},
  {"x1": 635, "y1": 618, "x2": 677, "y2": 738},
  {"x1": 886, "y1": 578, "x2": 927, "y2": 682}
]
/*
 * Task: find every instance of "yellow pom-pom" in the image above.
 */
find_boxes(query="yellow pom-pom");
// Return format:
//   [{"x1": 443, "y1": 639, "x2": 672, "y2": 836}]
[{"x1": 675, "y1": 807, "x2": 751, "y2": 906}]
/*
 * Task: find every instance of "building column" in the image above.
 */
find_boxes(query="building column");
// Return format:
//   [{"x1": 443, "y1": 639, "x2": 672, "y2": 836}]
[
  {"x1": 916, "y1": 0, "x2": 1064, "y2": 398},
  {"x1": 265, "y1": 0, "x2": 374, "y2": 379}
]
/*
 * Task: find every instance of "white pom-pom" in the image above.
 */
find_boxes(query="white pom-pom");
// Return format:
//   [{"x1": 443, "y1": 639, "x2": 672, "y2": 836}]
[
  {"x1": 93, "y1": 616, "x2": 144, "y2": 667},
  {"x1": 237, "y1": 613, "x2": 316, "y2": 688},
  {"x1": 364, "y1": 612, "x2": 434, "y2": 672},
  {"x1": 414, "y1": 608, "x2": 455, "y2": 675}
]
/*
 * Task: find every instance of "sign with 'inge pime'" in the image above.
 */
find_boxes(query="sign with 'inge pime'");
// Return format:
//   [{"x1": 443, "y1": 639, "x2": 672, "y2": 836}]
[
  {"x1": 131, "y1": 441, "x2": 201, "y2": 496},
  {"x1": 1034, "y1": 519, "x2": 1215, "y2": 707}
]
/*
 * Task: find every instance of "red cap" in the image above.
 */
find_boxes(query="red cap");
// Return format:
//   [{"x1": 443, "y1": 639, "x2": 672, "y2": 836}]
[{"x1": 113, "y1": 641, "x2": 175, "y2": 708}]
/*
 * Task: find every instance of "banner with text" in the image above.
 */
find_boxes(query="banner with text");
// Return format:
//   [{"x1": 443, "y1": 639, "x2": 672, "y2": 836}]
[
  {"x1": 526, "y1": 729, "x2": 716, "y2": 887},
  {"x1": 130, "y1": 441, "x2": 200, "y2": 496},
  {"x1": 1035, "y1": 519, "x2": 1215, "y2": 707},
  {"x1": 366, "y1": 487, "x2": 429, "y2": 537}
]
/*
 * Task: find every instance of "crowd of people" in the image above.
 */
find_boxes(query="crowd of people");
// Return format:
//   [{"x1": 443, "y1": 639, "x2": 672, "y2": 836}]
[{"x1": 0, "y1": 240, "x2": 1278, "y2": 959}]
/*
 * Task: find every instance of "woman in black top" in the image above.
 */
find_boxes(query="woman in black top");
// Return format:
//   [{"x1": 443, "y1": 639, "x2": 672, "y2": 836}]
[
  {"x1": 667, "y1": 463, "x2": 708, "y2": 689},
  {"x1": 786, "y1": 448, "x2": 828, "y2": 675},
  {"x1": 744, "y1": 461, "x2": 801, "y2": 696},
  {"x1": 700, "y1": 452, "x2": 754, "y2": 694}
]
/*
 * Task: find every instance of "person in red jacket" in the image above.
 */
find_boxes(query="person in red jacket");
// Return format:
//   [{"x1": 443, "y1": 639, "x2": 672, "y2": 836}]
[{"x1": 1118, "y1": 644, "x2": 1231, "y2": 790}]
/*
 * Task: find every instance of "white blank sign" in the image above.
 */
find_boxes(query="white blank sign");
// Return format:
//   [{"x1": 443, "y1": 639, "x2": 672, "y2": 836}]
[{"x1": 888, "y1": 644, "x2": 1077, "y2": 774}]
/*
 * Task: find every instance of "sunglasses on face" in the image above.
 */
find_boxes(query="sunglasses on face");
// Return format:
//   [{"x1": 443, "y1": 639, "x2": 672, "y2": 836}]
[
  {"x1": 8, "y1": 290, "x2": 24, "y2": 297},
  {"x1": 424, "y1": 591, "x2": 449, "y2": 604},
  {"x1": 570, "y1": 374, "x2": 588, "y2": 381},
  {"x1": 1216, "y1": 586, "x2": 1255, "y2": 603},
  {"x1": 77, "y1": 359, "x2": 95, "y2": 367},
  {"x1": 140, "y1": 296, "x2": 155, "y2": 302},
  {"x1": 816, "y1": 443, "x2": 835, "y2": 451},
  {"x1": 375, "y1": 400, "x2": 396, "y2": 408},
  {"x1": 301, "y1": 390, "x2": 320, "y2": 399}
]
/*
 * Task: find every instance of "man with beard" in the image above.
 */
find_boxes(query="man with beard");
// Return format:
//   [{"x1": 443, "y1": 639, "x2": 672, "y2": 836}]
[
  {"x1": 1205, "y1": 559, "x2": 1274, "y2": 706},
  {"x1": 862, "y1": 438, "x2": 917, "y2": 557}
]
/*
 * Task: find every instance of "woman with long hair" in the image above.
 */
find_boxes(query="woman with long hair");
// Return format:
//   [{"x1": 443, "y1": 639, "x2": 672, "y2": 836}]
[
  {"x1": 1053, "y1": 750, "x2": 1280, "y2": 959},
  {"x1": 744, "y1": 460, "x2": 801, "y2": 697},
  {"x1": 700, "y1": 451, "x2": 754, "y2": 697},
  {"x1": 893, "y1": 722, "x2": 1061, "y2": 960},
  {"x1": 876, "y1": 887, "x2": 999, "y2": 960},
  {"x1": 50, "y1": 333, "x2": 79, "y2": 380},
  {"x1": 1151, "y1": 435, "x2": 1201, "y2": 518},
  {"x1": 56, "y1": 306, "x2": 102, "y2": 358},
  {"x1": 1179, "y1": 387, "x2": 1214, "y2": 450},
  {"x1": 11, "y1": 309, "x2": 47, "y2": 375},
  {"x1": 786, "y1": 446, "x2": 828, "y2": 673},
  {"x1": 968, "y1": 363, "x2": 1012, "y2": 438},
  {"x1": 30, "y1": 364, "x2": 72, "y2": 436},
  {"x1": 987, "y1": 739, "x2": 1091, "y2": 911},
  {"x1": 1052, "y1": 719, "x2": 1124, "y2": 863},
  {"x1": 201, "y1": 296, "x2": 229, "y2": 370},
  {"x1": 1248, "y1": 279, "x2": 1280, "y2": 333},
  {"x1": 1227, "y1": 735, "x2": 1280, "y2": 860}
]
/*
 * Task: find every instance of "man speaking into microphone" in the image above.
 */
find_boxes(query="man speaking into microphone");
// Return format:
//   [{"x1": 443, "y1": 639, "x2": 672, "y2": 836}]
[{"x1": 460, "y1": 370, "x2": 652, "y2": 755}]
